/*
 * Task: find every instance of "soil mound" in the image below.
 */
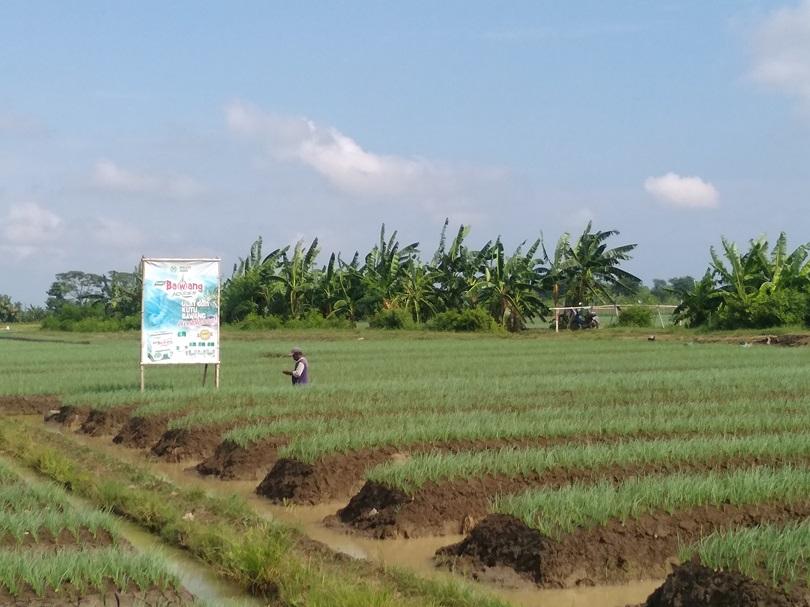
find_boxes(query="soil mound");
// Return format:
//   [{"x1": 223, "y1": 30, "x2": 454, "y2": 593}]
[
  {"x1": 196, "y1": 438, "x2": 284, "y2": 480},
  {"x1": 113, "y1": 415, "x2": 169, "y2": 448},
  {"x1": 643, "y1": 560, "x2": 808, "y2": 607},
  {"x1": 0, "y1": 395, "x2": 60, "y2": 415},
  {"x1": 150, "y1": 426, "x2": 226, "y2": 462},
  {"x1": 256, "y1": 449, "x2": 399, "y2": 504},
  {"x1": 435, "y1": 513, "x2": 558, "y2": 584},
  {"x1": 256, "y1": 458, "x2": 317, "y2": 502},
  {"x1": 80, "y1": 407, "x2": 134, "y2": 436},
  {"x1": 335, "y1": 481, "x2": 413, "y2": 537}
]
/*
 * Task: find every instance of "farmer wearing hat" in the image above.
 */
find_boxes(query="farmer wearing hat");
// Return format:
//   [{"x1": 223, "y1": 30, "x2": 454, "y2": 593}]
[{"x1": 282, "y1": 346, "x2": 309, "y2": 385}]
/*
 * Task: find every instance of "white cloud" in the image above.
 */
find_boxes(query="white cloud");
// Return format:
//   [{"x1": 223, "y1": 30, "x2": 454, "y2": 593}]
[
  {"x1": 1, "y1": 202, "x2": 62, "y2": 259},
  {"x1": 92, "y1": 159, "x2": 204, "y2": 199},
  {"x1": 226, "y1": 101, "x2": 459, "y2": 199},
  {"x1": 750, "y1": 0, "x2": 810, "y2": 111},
  {"x1": 644, "y1": 172, "x2": 719, "y2": 208}
]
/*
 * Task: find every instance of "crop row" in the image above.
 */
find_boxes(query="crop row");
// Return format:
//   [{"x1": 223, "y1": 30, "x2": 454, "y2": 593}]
[
  {"x1": 366, "y1": 432, "x2": 810, "y2": 492},
  {"x1": 0, "y1": 547, "x2": 178, "y2": 597},
  {"x1": 0, "y1": 509, "x2": 119, "y2": 544},
  {"x1": 68, "y1": 358, "x2": 810, "y2": 416},
  {"x1": 683, "y1": 519, "x2": 810, "y2": 588},
  {"x1": 0, "y1": 483, "x2": 69, "y2": 512},
  {"x1": 166, "y1": 390, "x2": 810, "y2": 432},
  {"x1": 279, "y1": 408, "x2": 810, "y2": 463},
  {"x1": 494, "y1": 465, "x2": 810, "y2": 537}
]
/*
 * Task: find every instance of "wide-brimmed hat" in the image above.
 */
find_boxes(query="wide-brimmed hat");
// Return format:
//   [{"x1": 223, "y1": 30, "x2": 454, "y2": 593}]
[{"x1": 290, "y1": 346, "x2": 303, "y2": 355}]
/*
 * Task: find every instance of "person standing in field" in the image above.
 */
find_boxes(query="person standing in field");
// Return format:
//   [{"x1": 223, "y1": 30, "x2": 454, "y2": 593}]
[{"x1": 282, "y1": 346, "x2": 309, "y2": 386}]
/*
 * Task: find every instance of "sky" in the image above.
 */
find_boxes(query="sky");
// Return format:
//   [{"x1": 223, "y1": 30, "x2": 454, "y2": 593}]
[{"x1": 1, "y1": 1, "x2": 810, "y2": 305}]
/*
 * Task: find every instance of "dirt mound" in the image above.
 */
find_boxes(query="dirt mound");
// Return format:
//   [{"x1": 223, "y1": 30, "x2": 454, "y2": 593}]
[
  {"x1": 335, "y1": 481, "x2": 413, "y2": 537},
  {"x1": 150, "y1": 426, "x2": 227, "y2": 462},
  {"x1": 44, "y1": 405, "x2": 89, "y2": 430},
  {"x1": 196, "y1": 438, "x2": 285, "y2": 480},
  {"x1": 643, "y1": 560, "x2": 808, "y2": 607},
  {"x1": 79, "y1": 406, "x2": 134, "y2": 436},
  {"x1": 0, "y1": 395, "x2": 61, "y2": 415},
  {"x1": 113, "y1": 415, "x2": 169, "y2": 448},
  {"x1": 436, "y1": 514, "x2": 558, "y2": 584},
  {"x1": 256, "y1": 448, "x2": 401, "y2": 505},
  {"x1": 436, "y1": 500, "x2": 810, "y2": 588}
]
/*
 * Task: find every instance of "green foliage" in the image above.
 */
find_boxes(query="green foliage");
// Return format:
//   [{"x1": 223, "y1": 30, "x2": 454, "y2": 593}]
[
  {"x1": 616, "y1": 306, "x2": 653, "y2": 327},
  {"x1": 368, "y1": 308, "x2": 415, "y2": 330},
  {"x1": 683, "y1": 520, "x2": 810, "y2": 588},
  {"x1": 544, "y1": 221, "x2": 639, "y2": 308},
  {"x1": 427, "y1": 308, "x2": 496, "y2": 332},
  {"x1": 496, "y1": 465, "x2": 810, "y2": 537},
  {"x1": 233, "y1": 312, "x2": 284, "y2": 330},
  {"x1": 0, "y1": 295, "x2": 21, "y2": 323},
  {"x1": 677, "y1": 233, "x2": 810, "y2": 329}
]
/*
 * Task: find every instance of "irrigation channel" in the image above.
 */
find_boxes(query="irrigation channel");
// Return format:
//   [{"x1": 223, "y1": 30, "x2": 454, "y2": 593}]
[
  {"x1": 43, "y1": 419, "x2": 665, "y2": 607},
  {"x1": 0, "y1": 449, "x2": 264, "y2": 607}
]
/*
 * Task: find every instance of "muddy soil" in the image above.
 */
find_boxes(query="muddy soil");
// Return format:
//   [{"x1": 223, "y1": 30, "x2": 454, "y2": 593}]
[
  {"x1": 113, "y1": 415, "x2": 171, "y2": 448},
  {"x1": 196, "y1": 437, "x2": 288, "y2": 480},
  {"x1": 0, "y1": 585, "x2": 195, "y2": 606},
  {"x1": 336, "y1": 454, "x2": 810, "y2": 538},
  {"x1": 436, "y1": 500, "x2": 810, "y2": 588},
  {"x1": 44, "y1": 405, "x2": 90, "y2": 430},
  {"x1": 692, "y1": 333, "x2": 810, "y2": 347},
  {"x1": 150, "y1": 424, "x2": 234, "y2": 462},
  {"x1": 80, "y1": 406, "x2": 135, "y2": 436},
  {"x1": 0, "y1": 395, "x2": 61, "y2": 415},
  {"x1": 641, "y1": 559, "x2": 809, "y2": 607}
]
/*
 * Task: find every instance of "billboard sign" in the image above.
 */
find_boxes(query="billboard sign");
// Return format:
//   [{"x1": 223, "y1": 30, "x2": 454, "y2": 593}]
[{"x1": 140, "y1": 258, "x2": 220, "y2": 365}]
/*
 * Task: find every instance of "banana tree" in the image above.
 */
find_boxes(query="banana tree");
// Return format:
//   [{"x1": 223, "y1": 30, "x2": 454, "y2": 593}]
[
  {"x1": 429, "y1": 219, "x2": 475, "y2": 312},
  {"x1": 395, "y1": 260, "x2": 437, "y2": 323},
  {"x1": 471, "y1": 238, "x2": 547, "y2": 331},
  {"x1": 361, "y1": 224, "x2": 419, "y2": 314},
  {"x1": 266, "y1": 238, "x2": 319, "y2": 318},
  {"x1": 559, "y1": 222, "x2": 639, "y2": 306}
]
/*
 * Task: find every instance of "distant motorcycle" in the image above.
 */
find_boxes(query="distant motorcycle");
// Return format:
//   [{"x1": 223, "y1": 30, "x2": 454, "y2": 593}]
[{"x1": 562, "y1": 308, "x2": 599, "y2": 330}]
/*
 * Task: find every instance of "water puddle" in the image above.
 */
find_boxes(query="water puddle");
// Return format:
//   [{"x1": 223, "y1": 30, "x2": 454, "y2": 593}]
[
  {"x1": 0, "y1": 450, "x2": 263, "y2": 607},
  {"x1": 60, "y1": 427, "x2": 661, "y2": 607}
]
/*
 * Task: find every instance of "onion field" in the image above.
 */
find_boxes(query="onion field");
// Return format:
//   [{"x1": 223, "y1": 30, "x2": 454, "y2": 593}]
[{"x1": 2, "y1": 327, "x2": 809, "y2": 606}]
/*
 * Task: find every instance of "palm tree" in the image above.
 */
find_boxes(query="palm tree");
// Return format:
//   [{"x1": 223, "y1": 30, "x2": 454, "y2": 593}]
[
  {"x1": 557, "y1": 222, "x2": 639, "y2": 306},
  {"x1": 471, "y1": 238, "x2": 547, "y2": 331}
]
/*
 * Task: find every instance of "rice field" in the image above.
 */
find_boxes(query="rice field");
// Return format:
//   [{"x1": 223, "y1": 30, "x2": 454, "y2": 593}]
[{"x1": 2, "y1": 327, "x2": 810, "y2": 605}]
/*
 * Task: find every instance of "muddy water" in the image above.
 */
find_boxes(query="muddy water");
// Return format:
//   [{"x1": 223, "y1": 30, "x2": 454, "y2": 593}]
[
  {"x1": 0, "y1": 450, "x2": 263, "y2": 607},
  {"x1": 61, "y1": 428, "x2": 662, "y2": 607}
]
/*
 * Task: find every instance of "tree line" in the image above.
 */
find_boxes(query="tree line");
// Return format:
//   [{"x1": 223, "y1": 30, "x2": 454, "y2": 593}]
[{"x1": 7, "y1": 224, "x2": 808, "y2": 332}]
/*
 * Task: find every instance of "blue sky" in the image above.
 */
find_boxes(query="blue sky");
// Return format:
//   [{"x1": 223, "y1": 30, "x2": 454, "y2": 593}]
[{"x1": 2, "y1": 1, "x2": 809, "y2": 304}]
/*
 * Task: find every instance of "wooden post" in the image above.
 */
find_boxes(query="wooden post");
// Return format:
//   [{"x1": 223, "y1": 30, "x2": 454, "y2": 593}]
[
  {"x1": 140, "y1": 365, "x2": 145, "y2": 393},
  {"x1": 202, "y1": 364, "x2": 209, "y2": 387},
  {"x1": 554, "y1": 309, "x2": 559, "y2": 333},
  {"x1": 215, "y1": 363, "x2": 220, "y2": 389}
]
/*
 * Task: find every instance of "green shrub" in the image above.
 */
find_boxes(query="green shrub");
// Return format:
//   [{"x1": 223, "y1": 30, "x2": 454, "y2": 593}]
[
  {"x1": 233, "y1": 313, "x2": 284, "y2": 330},
  {"x1": 617, "y1": 306, "x2": 652, "y2": 327},
  {"x1": 428, "y1": 308, "x2": 496, "y2": 332},
  {"x1": 285, "y1": 311, "x2": 353, "y2": 329},
  {"x1": 41, "y1": 314, "x2": 139, "y2": 332},
  {"x1": 368, "y1": 308, "x2": 415, "y2": 330}
]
